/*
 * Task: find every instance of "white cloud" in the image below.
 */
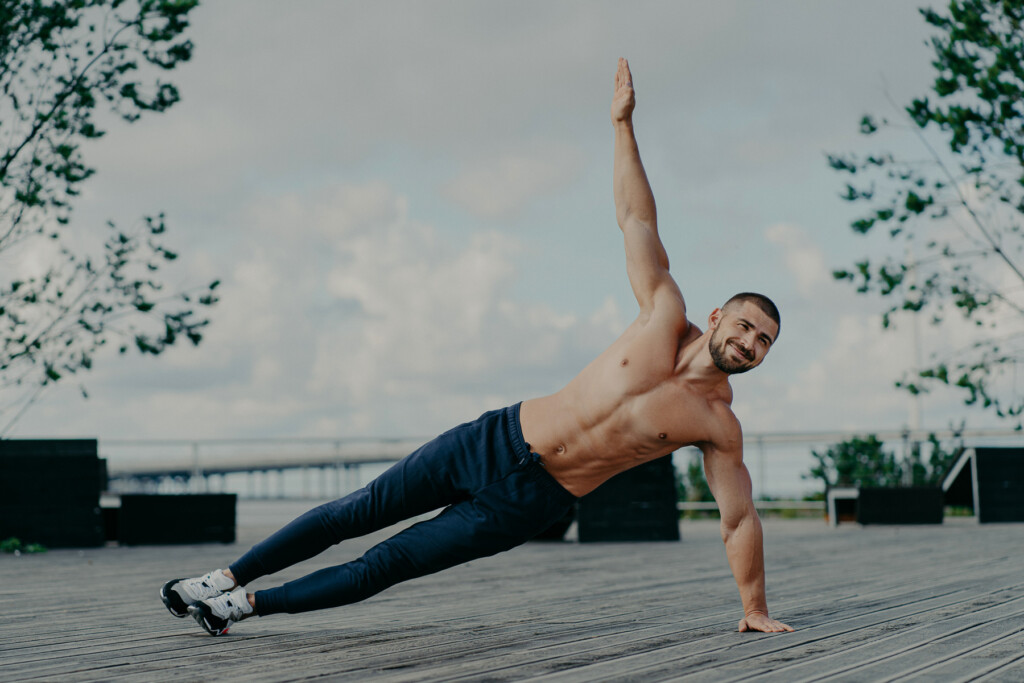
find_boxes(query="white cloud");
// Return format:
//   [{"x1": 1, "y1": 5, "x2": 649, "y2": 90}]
[
  {"x1": 294, "y1": 181, "x2": 620, "y2": 433},
  {"x1": 764, "y1": 222, "x2": 830, "y2": 298},
  {"x1": 442, "y1": 143, "x2": 584, "y2": 219},
  {"x1": 13, "y1": 179, "x2": 626, "y2": 438}
]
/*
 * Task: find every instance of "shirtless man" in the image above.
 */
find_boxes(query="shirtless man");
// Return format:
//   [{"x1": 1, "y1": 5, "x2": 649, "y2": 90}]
[{"x1": 160, "y1": 58, "x2": 793, "y2": 637}]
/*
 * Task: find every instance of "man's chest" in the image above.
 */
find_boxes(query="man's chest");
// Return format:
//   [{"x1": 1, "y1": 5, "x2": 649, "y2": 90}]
[{"x1": 625, "y1": 381, "x2": 719, "y2": 449}]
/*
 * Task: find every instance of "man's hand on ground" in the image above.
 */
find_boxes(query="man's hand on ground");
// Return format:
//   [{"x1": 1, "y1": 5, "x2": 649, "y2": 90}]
[
  {"x1": 611, "y1": 57, "x2": 635, "y2": 123},
  {"x1": 738, "y1": 612, "x2": 794, "y2": 633}
]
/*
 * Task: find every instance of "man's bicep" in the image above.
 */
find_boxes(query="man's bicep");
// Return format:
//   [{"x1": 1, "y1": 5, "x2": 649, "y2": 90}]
[
  {"x1": 621, "y1": 218, "x2": 679, "y2": 311},
  {"x1": 701, "y1": 444, "x2": 755, "y2": 529}
]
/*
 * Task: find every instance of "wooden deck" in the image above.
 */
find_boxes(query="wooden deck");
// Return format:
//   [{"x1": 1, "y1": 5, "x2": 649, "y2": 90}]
[{"x1": 2, "y1": 501, "x2": 1023, "y2": 681}]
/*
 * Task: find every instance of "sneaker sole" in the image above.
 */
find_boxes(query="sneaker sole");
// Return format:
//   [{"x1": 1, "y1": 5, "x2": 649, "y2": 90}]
[
  {"x1": 160, "y1": 578, "x2": 190, "y2": 618},
  {"x1": 187, "y1": 602, "x2": 230, "y2": 636}
]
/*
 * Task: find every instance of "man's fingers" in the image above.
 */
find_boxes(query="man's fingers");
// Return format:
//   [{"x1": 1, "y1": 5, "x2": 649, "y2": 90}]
[
  {"x1": 739, "y1": 615, "x2": 794, "y2": 633},
  {"x1": 616, "y1": 57, "x2": 632, "y2": 92},
  {"x1": 767, "y1": 619, "x2": 794, "y2": 632}
]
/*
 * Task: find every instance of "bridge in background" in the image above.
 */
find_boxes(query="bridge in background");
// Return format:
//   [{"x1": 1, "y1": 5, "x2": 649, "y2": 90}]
[
  {"x1": 103, "y1": 436, "x2": 427, "y2": 500},
  {"x1": 102, "y1": 426, "x2": 1022, "y2": 501}
]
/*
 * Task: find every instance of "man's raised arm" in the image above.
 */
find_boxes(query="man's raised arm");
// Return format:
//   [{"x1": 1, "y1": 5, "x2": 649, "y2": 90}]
[{"x1": 612, "y1": 58, "x2": 678, "y2": 314}]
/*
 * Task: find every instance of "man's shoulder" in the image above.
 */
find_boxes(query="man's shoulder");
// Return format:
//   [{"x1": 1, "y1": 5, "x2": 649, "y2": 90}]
[{"x1": 702, "y1": 392, "x2": 741, "y2": 453}]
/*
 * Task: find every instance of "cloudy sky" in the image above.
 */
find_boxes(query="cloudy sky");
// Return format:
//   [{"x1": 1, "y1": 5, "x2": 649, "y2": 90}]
[{"x1": 12, "y1": 0, "x2": 1018, "y2": 457}]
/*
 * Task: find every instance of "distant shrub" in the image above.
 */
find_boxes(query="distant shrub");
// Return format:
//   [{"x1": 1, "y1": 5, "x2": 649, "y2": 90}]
[
  {"x1": 1, "y1": 537, "x2": 47, "y2": 554},
  {"x1": 805, "y1": 432, "x2": 963, "y2": 492}
]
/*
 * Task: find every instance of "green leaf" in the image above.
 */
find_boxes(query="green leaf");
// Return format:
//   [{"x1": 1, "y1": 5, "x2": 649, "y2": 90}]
[{"x1": 859, "y1": 115, "x2": 879, "y2": 134}]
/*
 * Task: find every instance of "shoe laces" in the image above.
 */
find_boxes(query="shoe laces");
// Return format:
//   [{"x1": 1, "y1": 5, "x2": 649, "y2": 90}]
[
  {"x1": 177, "y1": 570, "x2": 231, "y2": 602},
  {"x1": 206, "y1": 587, "x2": 251, "y2": 622}
]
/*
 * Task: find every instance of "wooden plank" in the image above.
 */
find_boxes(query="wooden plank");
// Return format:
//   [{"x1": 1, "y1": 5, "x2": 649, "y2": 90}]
[
  {"x1": 717, "y1": 597, "x2": 1024, "y2": 682},
  {"x1": 1, "y1": 505, "x2": 1023, "y2": 682},
  {"x1": 889, "y1": 621, "x2": 1024, "y2": 682}
]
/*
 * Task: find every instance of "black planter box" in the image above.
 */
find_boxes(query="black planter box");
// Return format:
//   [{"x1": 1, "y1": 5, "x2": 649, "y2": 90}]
[
  {"x1": 577, "y1": 456, "x2": 680, "y2": 542},
  {"x1": 117, "y1": 494, "x2": 237, "y2": 545},
  {"x1": 942, "y1": 447, "x2": 1024, "y2": 523},
  {"x1": 0, "y1": 439, "x2": 98, "y2": 457},
  {"x1": 0, "y1": 504, "x2": 105, "y2": 547},
  {"x1": 0, "y1": 456, "x2": 106, "y2": 504},
  {"x1": 856, "y1": 487, "x2": 944, "y2": 525},
  {"x1": 0, "y1": 439, "x2": 105, "y2": 547},
  {"x1": 974, "y1": 448, "x2": 1024, "y2": 523}
]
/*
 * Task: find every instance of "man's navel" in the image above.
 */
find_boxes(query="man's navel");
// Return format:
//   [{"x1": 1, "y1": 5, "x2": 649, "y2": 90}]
[{"x1": 620, "y1": 358, "x2": 629, "y2": 366}]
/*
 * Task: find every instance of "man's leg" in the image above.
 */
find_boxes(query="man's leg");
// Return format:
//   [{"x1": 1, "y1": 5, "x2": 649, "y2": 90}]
[
  {"x1": 163, "y1": 415, "x2": 488, "y2": 621},
  {"x1": 253, "y1": 465, "x2": 575, "y2": 615},
  {"x1": 228, "y1": 421, "x2": 490, "y2": 587},
  {"x1": 173, "y1": 404, "x2": 578, "y2": 633},
  {"x1": 177, "y1": 406, "x2": 510, "y2": 594}
]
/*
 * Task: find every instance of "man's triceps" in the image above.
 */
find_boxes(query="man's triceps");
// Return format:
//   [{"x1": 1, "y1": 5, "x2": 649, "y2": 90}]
[{"x1": 622, "y1": 224, "x2": 683, "y2": 313}]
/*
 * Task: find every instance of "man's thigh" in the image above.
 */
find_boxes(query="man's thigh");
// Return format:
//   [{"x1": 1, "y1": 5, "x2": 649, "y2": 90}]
[
  {"x1": 360, "y1": 407, "x2": 512, "y2": 514},
  {"x1": 361, "y1": 487, "x2": 570, "y2": 587}
]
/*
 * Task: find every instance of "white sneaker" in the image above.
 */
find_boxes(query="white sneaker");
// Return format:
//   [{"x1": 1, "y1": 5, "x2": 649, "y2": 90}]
[
  {"x1": 160, "y1": 569, "x2": 235, "y2": 618},
  {"x1": 187, "y1": 586, "x2": 253, "y2": 636}
]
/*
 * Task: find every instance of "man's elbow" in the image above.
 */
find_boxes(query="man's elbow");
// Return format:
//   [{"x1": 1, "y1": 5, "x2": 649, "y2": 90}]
[
  {"x1": 719, "y1": 508, "x2": 757, "y2": 545},
  {"x1": 720, "y1": 518, "x2": 737, "y2": 545},
  {"x1": 616, "y1": 207, "x2": 631, "y2": 229},
  {"x1": 617, "y1": 212, "x2": 641, "y2": 235}
]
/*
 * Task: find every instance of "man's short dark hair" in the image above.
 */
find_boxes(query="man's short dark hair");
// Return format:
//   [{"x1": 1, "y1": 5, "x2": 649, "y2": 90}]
[{"x1": 723, "y1": 292, "x2": 780, "y2": 340}]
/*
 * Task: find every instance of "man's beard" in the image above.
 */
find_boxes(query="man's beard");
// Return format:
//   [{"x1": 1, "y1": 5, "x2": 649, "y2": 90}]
[{"x1": 709, "y1": 328, "x2": 755, "y2": 375}]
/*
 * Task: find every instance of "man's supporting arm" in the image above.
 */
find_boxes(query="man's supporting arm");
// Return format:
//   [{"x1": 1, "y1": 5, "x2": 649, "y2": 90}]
[
  {"x1": 702, "y1": 440, "x2": 794, "y2": 633},
  {"x1": 611, "y1": 58, "x2": 678, "y2": 315}
]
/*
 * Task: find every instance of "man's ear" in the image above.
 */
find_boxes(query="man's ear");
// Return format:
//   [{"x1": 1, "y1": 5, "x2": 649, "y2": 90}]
[{"x1": 707, "y1": 307, "x2": 724, "y2": 329}]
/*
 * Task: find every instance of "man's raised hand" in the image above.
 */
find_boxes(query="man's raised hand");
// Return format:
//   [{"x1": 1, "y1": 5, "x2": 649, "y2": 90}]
[
  {"x1": 738, "y1": 612, "x2": 795, "y2": 634},
  {"x1": 611, "y1": 57, "x2": 635, "y2": 124}
]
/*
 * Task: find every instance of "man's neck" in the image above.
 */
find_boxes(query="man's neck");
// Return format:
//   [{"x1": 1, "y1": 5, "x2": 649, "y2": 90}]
[{"x1": 676, "y1": 331, "x2": 731, "y2": 392}]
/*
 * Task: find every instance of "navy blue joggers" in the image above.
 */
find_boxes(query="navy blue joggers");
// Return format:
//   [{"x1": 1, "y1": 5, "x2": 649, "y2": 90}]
[{"x1": 229, "y1": 403, "x2": 577, "y2": 615}]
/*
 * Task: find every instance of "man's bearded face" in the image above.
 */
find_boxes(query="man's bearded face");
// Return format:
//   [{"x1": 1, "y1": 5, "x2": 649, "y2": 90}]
[{"x1": 708, "y1": 323, "x2": 757, "y2": 375}]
